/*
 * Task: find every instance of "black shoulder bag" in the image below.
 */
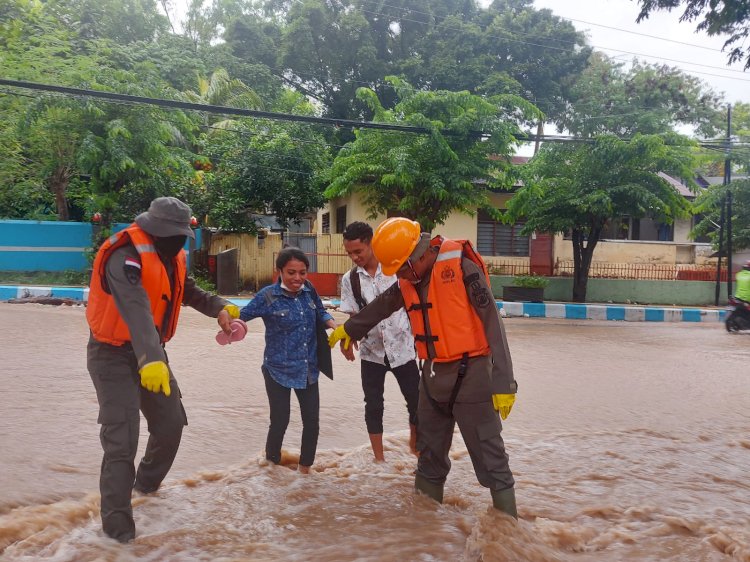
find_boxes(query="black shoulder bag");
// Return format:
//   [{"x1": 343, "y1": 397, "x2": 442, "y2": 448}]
[{"x1": 305, "y1": 281, "x2": 333, "y2": 380}]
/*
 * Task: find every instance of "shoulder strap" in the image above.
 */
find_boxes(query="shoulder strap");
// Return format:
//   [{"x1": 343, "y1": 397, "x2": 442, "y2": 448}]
[
  {"x1": 454, "y1": 239, "x2": 489, "y2": 283},
  {"x1": 304, "y1": 280, "x2": 321, "y2": 302},
  {"x1": 349, "y1": 267, "x2": 368, "y2": 311}
]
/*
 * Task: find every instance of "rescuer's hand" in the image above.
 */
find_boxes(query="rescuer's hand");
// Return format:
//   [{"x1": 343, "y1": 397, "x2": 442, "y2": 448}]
[
  {"x1": 218, "y1": 308, "x2": 234, "y2": 335},
  {"x1": 328, "y1": 324, "x2": 351, "y2": 350},
  {"x1": 139, "y1": 361, "x2": 171, "y2": 396},
  {"x1": 492, "y1": 394, "x2": 515, "y2": 420}
]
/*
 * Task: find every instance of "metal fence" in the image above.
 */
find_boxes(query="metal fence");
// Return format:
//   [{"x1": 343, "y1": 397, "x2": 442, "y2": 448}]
[
  {"x1": 484, "y1": 260, "x2": 531, "y2": 276},
  {"x1": 553, "y1": 260, "x2": 728, "y2": 281}
]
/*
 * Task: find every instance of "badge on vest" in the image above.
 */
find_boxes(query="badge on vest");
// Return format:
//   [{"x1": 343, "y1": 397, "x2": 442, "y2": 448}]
[
  {"x1": 123, "y1": 257, "x2": 142, "y2": 285},
  {"x1": 440, "y1": 265, "x2": 457, "y2": 283}
]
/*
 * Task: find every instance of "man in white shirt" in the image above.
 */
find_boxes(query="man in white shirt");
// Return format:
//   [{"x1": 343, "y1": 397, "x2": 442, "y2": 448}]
[{"x1": 339, "y1": 222, "x2": 419, "y2": 462}]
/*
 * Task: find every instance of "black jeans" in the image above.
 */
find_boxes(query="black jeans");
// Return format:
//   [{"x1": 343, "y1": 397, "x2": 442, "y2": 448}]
[
  {"x1": 361, "y1": 358, "x2": 419, "y2": 434},
  {"x1": 263, "y1": 367, "x2": 320, "y2": 467}
]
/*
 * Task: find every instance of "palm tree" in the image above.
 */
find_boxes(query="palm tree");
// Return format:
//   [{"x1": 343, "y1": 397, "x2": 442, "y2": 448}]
[{"x1": 182, "y1": 68, "x2": 263, "y2": 132}]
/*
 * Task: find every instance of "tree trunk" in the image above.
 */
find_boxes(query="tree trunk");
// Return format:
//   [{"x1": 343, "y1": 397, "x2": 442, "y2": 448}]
[
  {"x1": 571, "y1": 227, "x2": 601, "y2": 303},
  {"x1": 49, "y1": 165, "x2": 71, "y2": 221}
]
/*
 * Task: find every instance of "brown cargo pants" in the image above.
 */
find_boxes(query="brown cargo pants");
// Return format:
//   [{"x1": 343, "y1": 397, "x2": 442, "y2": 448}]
[{"x1": 87, "y1": 339, "x2": 187, "y2": 542}]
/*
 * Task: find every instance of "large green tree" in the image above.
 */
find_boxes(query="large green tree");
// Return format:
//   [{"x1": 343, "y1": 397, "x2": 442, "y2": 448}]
[
  {"x1": 0, "y1": 0, "x2": 102, "y2": 219},
  {"x1": 276, "y1": 0, "x2": 385, "y2": 120},
  {"x1": 636, "y1": 0, "x2": 750, "y2": 69},
  {"x1": 45, "y1": 0, "x2": 169, "y2": 44},
  {"x1": 559, "y1": 53, "x2": 725, "y2": 138},
  {"x1": 692, "y1": 179, "x2": 750, "y2": 252},
  {"x1": 326, "y1": 77, "x2": 541, "y2": 231},
  {"x1": 507, "y1": 134, "x2": 696, "y2": 302},
  {"x1": 235, "y1": 0, "x2": 590, "y2": 124},
  {"x1": 405, "y1": 0, "x2": 591, "y2": 124},
  {"x1": 690, "y1": 102, "x2": 750, "y2": 253},
  {"x1": 202, "y1": 90, "x2": 331, "y2": 232}
]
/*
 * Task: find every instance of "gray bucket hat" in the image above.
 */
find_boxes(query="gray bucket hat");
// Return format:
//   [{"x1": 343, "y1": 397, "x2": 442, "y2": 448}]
[{"x1": 135, "y1": 197, "x2": 195, "y2": 239}]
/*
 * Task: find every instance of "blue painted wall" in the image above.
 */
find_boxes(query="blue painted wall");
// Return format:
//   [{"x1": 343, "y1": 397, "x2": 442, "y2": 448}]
[{"x1": 0, "y1": 220, "x2": 201, "y2": 272}]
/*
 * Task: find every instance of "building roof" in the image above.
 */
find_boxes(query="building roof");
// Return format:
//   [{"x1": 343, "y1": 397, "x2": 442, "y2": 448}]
[{"x1": 657, "y1": 172, "x2": 697, "y2": 198}]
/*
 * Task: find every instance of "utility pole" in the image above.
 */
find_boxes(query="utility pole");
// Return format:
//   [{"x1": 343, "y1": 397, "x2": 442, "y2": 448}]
[
  {"x1": 715, "y1": 104, "x2": 732, "y2": 305},
  {"x1": 715, "y1": 195, "x2": 725, "y2": 306},
  {"x1": 725, "y1": 105, "x2": 733, "y2": 299}
]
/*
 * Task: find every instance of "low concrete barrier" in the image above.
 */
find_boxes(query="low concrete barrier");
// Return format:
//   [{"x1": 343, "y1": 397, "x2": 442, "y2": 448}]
[
  {"x1": 496, "y1": 300, "x2": 724, "y2": 323},
  {"x1": 0, "y1": 286, "x2": 725, "y2": 323}
]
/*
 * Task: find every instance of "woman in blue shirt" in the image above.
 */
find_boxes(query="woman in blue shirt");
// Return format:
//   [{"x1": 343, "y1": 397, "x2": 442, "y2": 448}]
[{"x1": 240, "y1": 247, "x2": 336, "y2": 473}]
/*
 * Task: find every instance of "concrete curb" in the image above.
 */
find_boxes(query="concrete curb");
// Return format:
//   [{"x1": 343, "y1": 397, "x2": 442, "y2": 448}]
[
  {"x1": 0, "y1": 286, "x2": 726, "y2": 323},
  {"x1": 496, "y1": 301, "x2": 725, "y2": 323}
]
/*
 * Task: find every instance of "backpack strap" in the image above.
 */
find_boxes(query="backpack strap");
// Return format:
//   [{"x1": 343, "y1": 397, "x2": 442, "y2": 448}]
[{"x1": 349, "y1": 267, "x2": 368, "y2": 311}]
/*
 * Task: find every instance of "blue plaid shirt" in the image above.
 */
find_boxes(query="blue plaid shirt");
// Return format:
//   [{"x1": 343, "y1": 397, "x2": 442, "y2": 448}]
[{"x1": 240, "y1": 281, "x2": 333, "y2": 389}]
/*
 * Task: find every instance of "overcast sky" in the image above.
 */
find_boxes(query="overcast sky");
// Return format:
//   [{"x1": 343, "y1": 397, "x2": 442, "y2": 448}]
[{"x1": 530, "y1": 0, "x2": 749, "y2": 104}]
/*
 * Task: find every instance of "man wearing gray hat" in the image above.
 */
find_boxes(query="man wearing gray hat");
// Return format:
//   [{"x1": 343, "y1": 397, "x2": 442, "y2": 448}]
[{"x1": 86, "y1": 196, "x2": 240, "y2": 543}]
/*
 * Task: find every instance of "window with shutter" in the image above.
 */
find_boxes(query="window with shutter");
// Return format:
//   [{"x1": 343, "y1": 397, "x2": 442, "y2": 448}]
[
  {"x1": 335, "y1": 205, "x2": 347, "y2": 233},
  {"x1": 476, "y1": 210, "x2": 529, "y2": 256}
]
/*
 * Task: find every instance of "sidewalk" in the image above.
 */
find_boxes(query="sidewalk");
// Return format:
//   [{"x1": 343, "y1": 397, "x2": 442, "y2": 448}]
[{"x1": 0, "y1": 284, "x2": 726, "y2": 323}]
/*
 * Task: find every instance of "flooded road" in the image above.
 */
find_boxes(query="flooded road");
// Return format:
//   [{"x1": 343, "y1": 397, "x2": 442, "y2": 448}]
[{"x1": 0, "y1": 303, "x2": 748, "y2": 561}]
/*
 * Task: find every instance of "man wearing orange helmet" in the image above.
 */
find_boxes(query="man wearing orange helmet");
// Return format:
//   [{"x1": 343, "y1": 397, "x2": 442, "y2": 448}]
[{"x1": 329, "y1": 217, "x2": 518, "y2": 518}]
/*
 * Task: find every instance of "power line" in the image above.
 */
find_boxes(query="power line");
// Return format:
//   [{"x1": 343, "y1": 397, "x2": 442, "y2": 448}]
[
  {"x1": 4, "y1": 78, "x2": 746, "y2": 152},
  {"x1": 0, "y1": 78, "x2": 544, "y2": 142},
  {"x1": 552, "y1": 15, "x2": 723, "y2": 53},
  {"x1": 0, "y1": 79, "x2": 433, "y2": 135}
]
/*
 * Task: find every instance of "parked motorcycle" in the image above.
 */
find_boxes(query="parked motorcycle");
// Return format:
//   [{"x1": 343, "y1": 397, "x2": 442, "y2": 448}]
[{"x1": 725, "y1": 296, "x2": 750, "y2": 332}]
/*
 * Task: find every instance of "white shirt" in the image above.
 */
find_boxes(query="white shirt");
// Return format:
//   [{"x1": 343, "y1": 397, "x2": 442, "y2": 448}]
[{"x1": 339, "y1": 264, "x2": 416, "y2": 368}]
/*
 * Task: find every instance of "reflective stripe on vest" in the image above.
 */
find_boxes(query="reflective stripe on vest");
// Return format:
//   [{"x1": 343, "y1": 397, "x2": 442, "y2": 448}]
[
  {"x1": 86, "y1": 223, "x2": 186, "y2": 346},
  {"x1": 399, "y1": 238, "x2": 490, "y2": 363}
]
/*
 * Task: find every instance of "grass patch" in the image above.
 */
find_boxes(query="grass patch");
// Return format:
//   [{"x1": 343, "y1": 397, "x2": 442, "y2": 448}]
[{"x1": 0, "y1": 270, "x2": 89, "y2": 286}]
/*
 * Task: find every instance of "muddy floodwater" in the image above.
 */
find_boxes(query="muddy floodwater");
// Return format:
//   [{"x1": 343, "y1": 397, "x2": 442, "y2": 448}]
[{"x1": 0, "y1": 303, "x2": 748, "y2": 561}]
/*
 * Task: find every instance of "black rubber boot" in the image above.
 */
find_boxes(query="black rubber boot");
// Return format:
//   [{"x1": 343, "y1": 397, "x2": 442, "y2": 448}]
[
  {"x1": 491, "y1": 487, "x2": 518, "y2": 519},
  {"x1": 414, "y1": 473, "x2": 444, "y2": 504}
]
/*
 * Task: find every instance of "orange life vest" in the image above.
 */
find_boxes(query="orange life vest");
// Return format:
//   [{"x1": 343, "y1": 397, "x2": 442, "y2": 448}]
[
  {"x1": 399, "y1": 237, "x2": 491, "y2": 363},
  {"x1": 87, "y1": 224, "x2": 186, "y2": 346}
]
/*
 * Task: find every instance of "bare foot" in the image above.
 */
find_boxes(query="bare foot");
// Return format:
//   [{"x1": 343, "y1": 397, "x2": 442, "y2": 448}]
[{"x1": 298, "y1": 465, "x2": 311, "y2": 474}]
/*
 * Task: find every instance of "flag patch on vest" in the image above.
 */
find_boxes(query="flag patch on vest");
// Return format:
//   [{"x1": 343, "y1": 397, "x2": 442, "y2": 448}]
[{"x1": 123, "y1": 257, "x2": 142, "y2": 284}]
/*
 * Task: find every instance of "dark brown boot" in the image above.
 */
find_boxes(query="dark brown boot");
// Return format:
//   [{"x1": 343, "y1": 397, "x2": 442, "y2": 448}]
[
  {"x1": 415, "y1": 473, "x2": 444, "y2": 504},
  {"x1": 491, "y1": 487, "x2": 518, "y2": 519}
]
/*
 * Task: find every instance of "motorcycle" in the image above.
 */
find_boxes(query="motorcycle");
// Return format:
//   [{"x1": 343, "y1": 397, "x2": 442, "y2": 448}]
[{"x1": 725, "y1": 296, "x2": 750, "y2": 332}]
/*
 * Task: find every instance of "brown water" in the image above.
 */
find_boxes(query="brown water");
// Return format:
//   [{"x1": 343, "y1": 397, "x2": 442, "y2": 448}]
[{"x1": 0, "y1": 303, "x2": 748, "y2": 561}]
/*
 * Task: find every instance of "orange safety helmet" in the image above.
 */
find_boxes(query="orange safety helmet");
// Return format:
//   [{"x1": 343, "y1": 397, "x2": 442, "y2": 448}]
[{"x1": 372, "y1": 217, "x2": 422, "y2": 275}]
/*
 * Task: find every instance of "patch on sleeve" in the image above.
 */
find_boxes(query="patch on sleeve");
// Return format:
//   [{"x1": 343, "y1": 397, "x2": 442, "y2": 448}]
[
  {"x1": 123, "y1": 257, "x2": 142, "y2": 285},
  {"x1": 468, "y1": 277, "x2": 492, "y2": 308}
]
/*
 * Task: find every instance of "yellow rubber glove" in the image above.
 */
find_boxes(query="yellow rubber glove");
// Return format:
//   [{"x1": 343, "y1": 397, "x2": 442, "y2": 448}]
[
  {"x1": 492, "y1": 394, "x2": 515, "y2": 420},
  {"x1": 139, "y1": 361, "x2": 171, "y2": 396},
  {"x1": 223, "y1": 304, "x2": 240, "y2": 319},
  {"x1": 328, "y1": 324, "x2": 352, "y2": 350}
]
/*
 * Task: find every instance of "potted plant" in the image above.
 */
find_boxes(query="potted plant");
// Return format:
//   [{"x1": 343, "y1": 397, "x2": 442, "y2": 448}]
[{"x1": 502, "y1": 274, "x2": 549, "y2": 302}]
